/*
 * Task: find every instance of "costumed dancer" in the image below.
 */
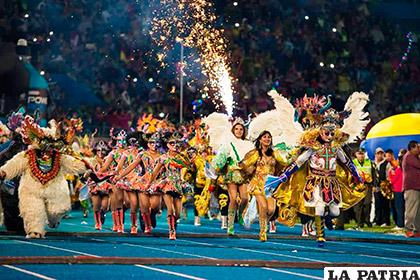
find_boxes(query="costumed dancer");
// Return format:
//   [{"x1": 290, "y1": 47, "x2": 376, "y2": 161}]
[
  {"x1": 186, "y1": 121, "x2": 213, "y2": 226},
  {"x1": 85, "y1": 141, "x2": 112, "y2": 230},
  {"x1": 99, "y1": 129, "x2": 127, "y2": 233},
  {"x1": 265, "y1": 91, "x2": 369, "y2": 247},
  {"x1": 0, "y1": 116, "x2": 91, "y2": 238},
  {"x1": 147, "y1": 132, "x2": 189, "y2": 240},
  {"x1": 115, "y1": 133, "x2": 142, "y2": 234},
  {"x1": 203, "y1": 114, "x2": 253, "y2": 235},
  {"x1": 239, "y1": 131, "x2": 287, "y2": 241},
  {"x1": 116, "y1": 132, "x2": 162, "y2": 234}
]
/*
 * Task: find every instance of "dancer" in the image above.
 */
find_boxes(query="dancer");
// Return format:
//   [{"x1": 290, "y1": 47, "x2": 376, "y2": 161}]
[
  {"x1": 240, "y1": 131, "x2": 287, "y2": 241},
  {"x1": 204, "y1": 114, "x2": 253, "y2": 235},
  {"x1": 116, "y1": 132, "x2": 161, "y2": 234},
  {"x1": 0, "y1": 116, "x2": 91, "y2": 238},
  {"x1": 99, "y1": 129, "x2": 127, "y2": 233},
  {"x1": 265, "y1": 91, "x2": 369, "y2": 247},
  {"x1": 147, "y1": 132, "x2": 189, "y2": 240},
  {"x1": 85, "y1": 141, "x2": 112, "y2": 230},
  {"x1": 115, "y1": 133, "x2": 142, "y2": 234}
]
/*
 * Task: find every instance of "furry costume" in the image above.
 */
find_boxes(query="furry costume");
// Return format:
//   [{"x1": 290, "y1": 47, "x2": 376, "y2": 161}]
[{"x1": 0, "y1": 116, "x2": 88, "y2": 238}]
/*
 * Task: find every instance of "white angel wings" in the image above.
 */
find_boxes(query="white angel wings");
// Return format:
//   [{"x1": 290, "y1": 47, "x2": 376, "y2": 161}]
[
  {"x1": 248, "y1": 89, "x2": 304, "y2": 147},
  {"x1": 341, "y1": 91, "x2": 370, "y2": 143},
  {"x1": 247, "y1": 89, "x2": 370, "y2": 146}
]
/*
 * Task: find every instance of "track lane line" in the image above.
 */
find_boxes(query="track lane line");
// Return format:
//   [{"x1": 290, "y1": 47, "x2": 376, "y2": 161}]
[
  {"x1": 262, "y1": 267, "x2": 323, "y2": 280},
  {"x1": 12, "y1": 239, "x2": 207, "y2": 279},
  {"x1": 90, "y1": 237, "x2": 217, "y2": 260},
  {"x1": 178, "y1": 239, "x2": 331, "y2": 264},
  {"x1": 2, "y1": 264, "x2": 56, "y2": 280},
  {"x1": 134, "y1": 265, "x2": 206, "y2": 280}
]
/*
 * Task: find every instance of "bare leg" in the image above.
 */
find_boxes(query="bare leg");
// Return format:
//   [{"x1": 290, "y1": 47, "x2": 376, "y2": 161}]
[
  {"x1": 129, "y1": 191, "x2": 139, "y2": 234},
  {"x1": 227, "y1": 184, "x2": 238, "y2": 235},
  {"x1": 238, "y1": 184, "x2": 249, "y2": 225},
  {"x1": 255, "y1": 195, "x2": 268, "y2": 241}
]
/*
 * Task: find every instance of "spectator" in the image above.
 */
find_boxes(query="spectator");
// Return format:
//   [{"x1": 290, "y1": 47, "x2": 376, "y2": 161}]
[
  {"x1": 388, "y1": 151, "x2": 404, "y2": 230},
  {"x1": 373, "y1": 147, "x2": 391, "y2": 227},
  {"x1": 402, "y1": 141, "x2": 420, "y2": 238},
  {"x1": 352, "y1": 148, "x2": 374, "y2": 228}
]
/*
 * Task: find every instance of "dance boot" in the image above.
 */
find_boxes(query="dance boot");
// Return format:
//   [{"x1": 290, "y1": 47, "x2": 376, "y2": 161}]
[
  {"x1": 259, "y1": 217, "x2": 267, "y2": 242},
  {"x1": 227, "y1": 209, "x2": 235, "y2": 235},
  {"x1": 308, "y1": 219, "x2": 316, "y2": 236},
  {"x1": 94, "y1": 211, "x2": 102, "y2": 230},
  {"x1": 168, "y1": 215, "x2": 176, "y2": 240},
  {"x1": 112, "y1": 211, "x2": 118, "y2": 232},
  {"x1": 269, "y1": 220, "x2": 276, "y2": 233},
  {"x1": 315, "y1": 216, "x2": 326, "y2": 247},
  {"x1": 301, "y1": 223, "x2": 309, "y2": 237},
  {"x1": 117, "y1": 208, "x2": 125, "y2": 233},
  {"x1": 142, "y1": 212, "x2": 152, "y2": 234},
  {"x1": 221, "y1": 215, "x2": 228, "y2": 229},
  {"x1": 194, "y1": 216, "x2": 201, "y2": 226},
  {"x1": 130, "y1": 212, "x2": 138, "y2": 235}
]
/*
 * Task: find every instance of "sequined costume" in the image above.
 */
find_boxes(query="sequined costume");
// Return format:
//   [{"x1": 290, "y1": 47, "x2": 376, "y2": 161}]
[
  {"x1": 240, "y1": 149, "x2": 286, "y2": 196},
  {"x1": 134, "y1": 150, "x2": 161, "y2": 194},
  {"x1": 152, "y1": 153, "x2": 191, "y2": 197},
  {"x1": 263, "y1": 90, "x2": 370, "y2": 246},
  {"x1": 117, "y1": 147, "x2": 140, "y2": 191},
  {"x1": 88, "y1": 156, "x2": 112, "y2": 195}
]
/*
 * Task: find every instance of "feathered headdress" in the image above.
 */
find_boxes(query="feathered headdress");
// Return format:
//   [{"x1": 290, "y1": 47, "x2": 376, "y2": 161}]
[
  {"x1": 294, "y1": 94, "x2": 331, "y2": 129},
  {"x1": 20, "y1": 116, "x2": 64, "y2": 150},
  {"x1": 137, "y1": 114, "x2": 161, "y2": 133}
]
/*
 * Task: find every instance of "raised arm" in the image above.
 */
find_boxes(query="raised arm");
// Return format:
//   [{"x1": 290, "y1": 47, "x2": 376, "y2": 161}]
[
  {"x1": 61, "y1": 154, "x2": 90, "y2": 175},
  {"x1": 115, "y1": 153, "x2": 127, "y2": 173},
  {"x1": 0, "y1": 151, "x2": 28, "y2": 180},
  {"x1": 147, "y1": 160, "x2": 164, "y2": 186},
  {"x1": 117, "y1": 154, "x2": 142, "y2": 180},
  {"x1": 98, "y1": 153, "x2": 114, "y2": 173},
  {"x1": 265, "y1": 148, "x2": 313, "y2": 190}
]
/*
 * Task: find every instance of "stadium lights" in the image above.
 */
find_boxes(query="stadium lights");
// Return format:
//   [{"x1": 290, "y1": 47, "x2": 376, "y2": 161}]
[{"x1": 319, "y1": 62, "x2": 324, "y2": 67}]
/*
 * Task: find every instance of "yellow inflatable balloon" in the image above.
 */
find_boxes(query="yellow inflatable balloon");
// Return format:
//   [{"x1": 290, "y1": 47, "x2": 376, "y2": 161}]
[{"x1": 362, "y1": 113, "x2": 420, "y2": 159}]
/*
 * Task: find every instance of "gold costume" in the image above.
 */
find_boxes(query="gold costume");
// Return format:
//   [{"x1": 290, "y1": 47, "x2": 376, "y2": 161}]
[{"x1": 240, "y1": 149, "x2": 287, "y2": 195}]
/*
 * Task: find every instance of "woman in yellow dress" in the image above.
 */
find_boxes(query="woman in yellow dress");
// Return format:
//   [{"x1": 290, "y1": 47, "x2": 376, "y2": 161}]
[{"x1": 240, "y1": 131, "x2": 287, "y2": 241}]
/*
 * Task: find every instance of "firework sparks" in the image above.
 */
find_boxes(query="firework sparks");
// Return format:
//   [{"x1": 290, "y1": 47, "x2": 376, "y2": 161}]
[{"x1": 151, "y1": 0, "x2": 235, "y2": 116}]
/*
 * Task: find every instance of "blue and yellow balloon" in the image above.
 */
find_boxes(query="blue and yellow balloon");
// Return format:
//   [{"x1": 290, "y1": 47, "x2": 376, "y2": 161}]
[{"x1": 361, "y1": 113, "x2": 420, "y2": 159}]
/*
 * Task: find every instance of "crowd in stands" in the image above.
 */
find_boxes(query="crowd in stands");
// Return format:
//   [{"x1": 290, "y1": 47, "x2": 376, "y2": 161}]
[{"x1": 0, "y1": 0, "x2": 419, "y2": 133}]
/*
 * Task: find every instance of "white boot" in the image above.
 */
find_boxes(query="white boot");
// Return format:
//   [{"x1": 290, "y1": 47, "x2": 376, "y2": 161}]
[
  {"x1": 194, "y1": 216, "x2": 201, "y2": 226},
  {"x1": 221, "y1": 215, "x2": 228, "y2": 229},
  {"x1": 269, "y1": 220, "x2": 276, "y2": 233}
]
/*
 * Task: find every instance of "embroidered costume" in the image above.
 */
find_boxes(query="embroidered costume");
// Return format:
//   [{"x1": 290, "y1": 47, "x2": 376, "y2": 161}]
[
  {"x1": 264, "y1": 90, "x2": 369, "y2": 246},
  {"x1": 0, "y1": 116, "x2": 89, "y2": 238}
]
